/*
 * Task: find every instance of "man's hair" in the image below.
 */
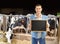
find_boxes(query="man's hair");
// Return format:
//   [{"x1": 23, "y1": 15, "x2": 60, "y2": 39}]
[{"x1": 35, "y1": 4, "x2": 42, "y2": 8}]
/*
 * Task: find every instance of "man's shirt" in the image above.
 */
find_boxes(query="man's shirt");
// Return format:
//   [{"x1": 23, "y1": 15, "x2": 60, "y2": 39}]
[{"x1": 30, "y1": 14, "x2": 48, "y2": 39}]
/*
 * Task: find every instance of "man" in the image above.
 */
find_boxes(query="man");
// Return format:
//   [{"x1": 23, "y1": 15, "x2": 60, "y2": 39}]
[{"x1": 28, "y1": 4, "x2": 49, "y2": 44}]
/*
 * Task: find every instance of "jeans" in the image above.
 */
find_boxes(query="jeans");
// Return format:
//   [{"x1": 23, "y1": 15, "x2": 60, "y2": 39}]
[{"x1": 32, "y1": 37, "x2": 46, "y2": 44}]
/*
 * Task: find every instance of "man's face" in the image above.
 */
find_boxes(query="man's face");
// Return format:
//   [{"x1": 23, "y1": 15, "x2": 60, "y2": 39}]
[{"x1": 35, "y1": 6, "x2": 42, "y2": 14}]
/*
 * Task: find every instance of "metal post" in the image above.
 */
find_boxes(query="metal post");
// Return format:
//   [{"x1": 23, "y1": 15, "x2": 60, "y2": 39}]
[
  {"x1": 0, "y1": 20, "x2": 1, "y2": 31},
  {"x1": 58, "y1": 17, "x2": 60, "y2": 44},
  {"x1": 3, "y1": 15, "x2": 7, "y2": 31}
]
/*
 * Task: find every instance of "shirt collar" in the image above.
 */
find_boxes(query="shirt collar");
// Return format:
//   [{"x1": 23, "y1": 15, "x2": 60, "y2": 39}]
[{"x1": 34, "y1": 13, "x2": 42, "y2": 18}]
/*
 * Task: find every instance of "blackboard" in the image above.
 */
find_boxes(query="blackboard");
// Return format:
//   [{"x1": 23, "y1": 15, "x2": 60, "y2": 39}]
[{"x1": 31, "y1": 20, "x2": 47, "y2": 31}]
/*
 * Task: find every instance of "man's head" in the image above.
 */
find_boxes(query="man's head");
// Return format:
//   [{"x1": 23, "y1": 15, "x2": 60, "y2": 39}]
[{"x1": 35, "y1": 4, "x2": 42, "y2": 14}]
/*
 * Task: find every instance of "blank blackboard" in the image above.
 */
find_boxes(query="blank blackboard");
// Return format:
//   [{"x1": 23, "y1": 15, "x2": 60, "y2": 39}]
[{"x1": 31, "y1": 20, "x2": 46, "y2": 31}]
